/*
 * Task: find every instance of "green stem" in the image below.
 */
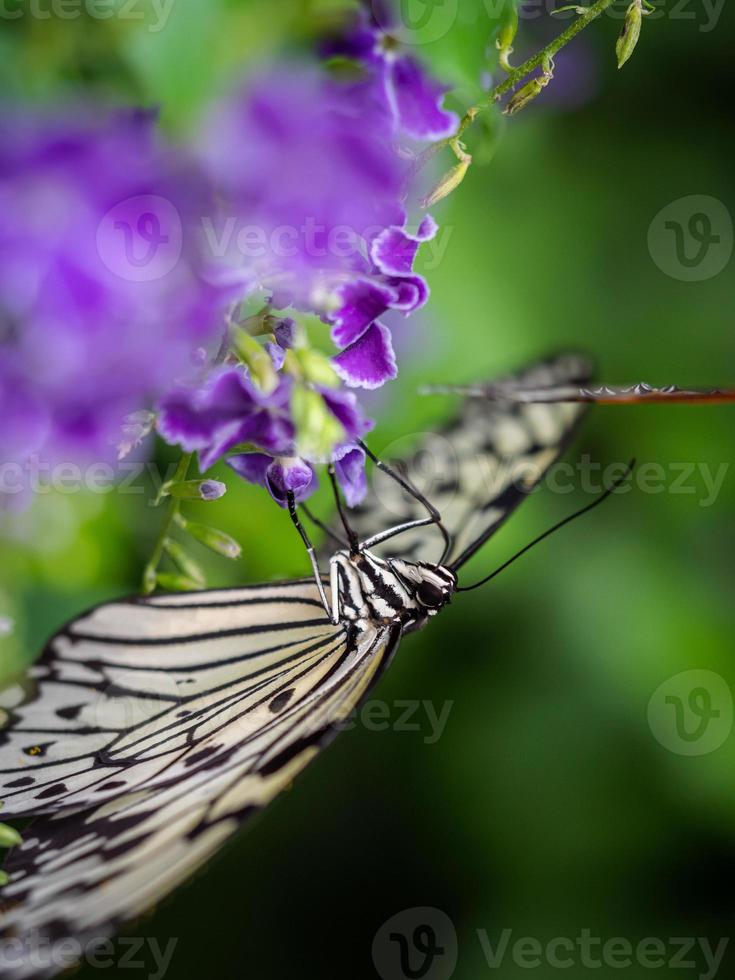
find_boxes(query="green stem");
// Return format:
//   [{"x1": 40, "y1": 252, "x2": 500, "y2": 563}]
[
  {"x1": 446, "y1": 0, "x2": 619, "y2": 146},
  {"x1": 141, "y1": 452, "x2": 193, "y2": 594}
]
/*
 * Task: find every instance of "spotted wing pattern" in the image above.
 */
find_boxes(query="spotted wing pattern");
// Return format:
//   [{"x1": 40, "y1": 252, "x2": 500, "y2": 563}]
[
  {"x1": 0, "y1": 583, "x2": 399, "y2": 976},
  {"x1": 348, "y1": 353, "x2": 593, "y2": 567}
]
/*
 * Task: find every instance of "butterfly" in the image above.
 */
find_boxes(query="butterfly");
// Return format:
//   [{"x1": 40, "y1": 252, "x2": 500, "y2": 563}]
[{"x1": 0, "y1": 352, "x2": 594, "y2": 976}]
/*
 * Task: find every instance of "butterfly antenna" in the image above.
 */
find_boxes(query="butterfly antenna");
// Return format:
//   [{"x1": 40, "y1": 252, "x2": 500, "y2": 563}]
[
  {"x1": 421, "y1": 382, "x2": 735, "y2": 405},
  {"x1": 359, "y1": 440, "x2": 452, "y2": 563},
  {"x1": 457, "y1": 459, "x2": 636, "y2": 593},
  {"x1": 328, "y1": 465, "x2": 360, "y2": 555}
]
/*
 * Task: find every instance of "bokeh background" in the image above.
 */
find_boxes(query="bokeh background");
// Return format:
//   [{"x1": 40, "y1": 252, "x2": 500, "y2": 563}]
[{"x1": 2, "y1": 1, "x2": 735, "y2": 977}]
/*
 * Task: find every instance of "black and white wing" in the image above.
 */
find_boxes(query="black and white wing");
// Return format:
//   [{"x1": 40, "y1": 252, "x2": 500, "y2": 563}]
[
  {"x1": 0, "y1": 583, "x2": 399, "y2": 977},
  {"x1": 347, "y1": 353, "x2": 593, "y2": 567}
]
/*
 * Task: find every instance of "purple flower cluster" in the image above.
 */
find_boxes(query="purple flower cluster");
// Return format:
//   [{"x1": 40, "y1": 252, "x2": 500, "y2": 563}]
[
  {"x1": 158, "y1": 335, "x2": 374, "y2": 507},
  {"x1": 2, "y1": 1, "x2": 456, "y2": 514},
  {"x1": 0, "y1": 109, "x2": 225, "y2": 487}
]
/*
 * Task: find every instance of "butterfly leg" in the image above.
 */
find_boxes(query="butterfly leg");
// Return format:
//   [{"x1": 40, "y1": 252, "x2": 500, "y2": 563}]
[
  {"x1": 359, "y1": 440, "x2": 452, "y2": 562},
  {"x1": 328, "y1": 465, "x2": 360, "y2": 554},
  {"x1": 360, "y1": 516, "x2": 438, "y2": 551},
  {"x1": 301, "y1": 504, "x2": 349, "y2": 549},
  {"x1": 329, "y1": 557, "x2": 342, "y2": 625},
  {"x1": 286, "y1": 491, "x2": 332, "y2": 618}
]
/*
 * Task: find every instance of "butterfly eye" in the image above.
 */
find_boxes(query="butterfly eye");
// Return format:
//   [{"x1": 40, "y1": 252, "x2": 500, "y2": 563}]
[{"x1": 416, "y1": 580, "x2": 445, "y2": 608}]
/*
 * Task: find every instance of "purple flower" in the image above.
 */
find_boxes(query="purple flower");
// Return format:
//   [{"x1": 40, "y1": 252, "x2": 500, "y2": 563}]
[
  {"x1": 0, "y1": 108, "x2": 225, "y2": 483},
  {"x1": 160, "y1": 357, "x2": 376, "y2": 507},
  {"x1": 227, "y1": 453, "x2": 316, "y2": 508},
  {"x1": 333, "y1": 321, "x2": 397, "y2": 390},
  {"x1": 319, "y1": 387, "x2": 375, "y2": 445},
  {"x1": 371, "y1": 215, "x2": 438, "y2": 276},
  {"x1": 333, "y1": 445, "x2": 368, "y2": 508},
  {"x1": 157, "y1": 366, "x2": 294, "y2": 471},
  {"x1": 325, "y1": 4, "x2": 458, "y2": 142},
  {"x1": 327, "y1": 215, "x2": 436, "y2": 388},
  {"x1": 198, "y1": 67, "x2": 407, "y2": 309}
]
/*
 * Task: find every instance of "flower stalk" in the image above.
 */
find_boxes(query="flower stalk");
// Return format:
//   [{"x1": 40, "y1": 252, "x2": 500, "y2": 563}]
[
  {"x1": 142, "y1": 452, "x2": 193, "y2": 594},
  {"x1": 448, "y1": 0, "x2": 620, "y2": 144}
]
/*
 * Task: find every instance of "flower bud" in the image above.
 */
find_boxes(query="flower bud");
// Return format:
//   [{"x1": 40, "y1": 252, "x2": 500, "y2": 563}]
[
  {"x1": 177, "y1": 518, "x2": 242, "y2": 560},
  {"x1": 166, "y1": 479, "x2": 227, "y2": 501},
  {"x1": 292, "y1": 386, "x2": 345, "y2": 462},
  {"x1": 232, "y1": 328, "x2": 279, "y2": 394},
  {"x1": 422, "y1": 158, "x2": 471, "y2": 209},
  {"x1": 617, "y1": 0, "x2": 643, "y2": 68},
  {"x1": 503, "y1": 59, "x2": 554, "y2": 116},
  {"x1": 163, "y1": 539, "x2": 205, "y2": 588},
  {"x1": 295, "y1": 348, "x2": 340, "y2": 388},
  {"x1": 0, "y1": 824, "x2": 22, "y2": 848},
  {"x1": 496, "y1": 6, "x2": 519, "y2": 73},
  {"x1": 142, "y1": 566, "x2": 158, "y2": 595}
]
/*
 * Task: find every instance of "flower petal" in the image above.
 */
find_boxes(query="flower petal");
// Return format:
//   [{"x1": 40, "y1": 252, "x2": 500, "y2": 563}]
[
  {"x1": 371, "y1": 216, "x2": 438, "y2": 278},
  {"x1": 266, "y1": 342, "x2": 286, "y2": 371},
  {"x1": 273, "y1": 317, "x2": 297, "y2": 350},
  {"x1": 227, "y1": 451, "x2": 271, "y2": 488},
  {"x1": 389, "y1": 55, "x2": 458, "y2": 141},
  {"x1": 330, "y1": 278, "x2": 397, "y2": 347},
  {"x1": 332, "y1": 321, "x2": 397, "y2": 390},
  {"x1": 321, "y1": 387, "x2": 375, "y2": 443},
  {"x1": 387, "y1": 274, "x2": 429, "y2": 312},
  {"x1": 334, "y1": 446, "x2": 368, "y2": 507}
]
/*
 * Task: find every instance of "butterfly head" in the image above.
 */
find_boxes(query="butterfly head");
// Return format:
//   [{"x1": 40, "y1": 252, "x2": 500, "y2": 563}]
[{"x1": 388, "y1": 559, "x2": 457, "y2": 617}]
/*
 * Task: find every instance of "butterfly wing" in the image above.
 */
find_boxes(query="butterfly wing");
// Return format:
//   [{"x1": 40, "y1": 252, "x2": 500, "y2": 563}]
[
  {"x1": 0, "y1": 584, "x2": 399, "y2": 975},
  {"x1": 347, "y1": 353, "x2": 593, "y2": 567}
]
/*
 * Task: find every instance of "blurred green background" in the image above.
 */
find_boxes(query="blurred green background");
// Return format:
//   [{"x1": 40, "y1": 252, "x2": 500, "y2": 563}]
[{"x1": 2, "y1": 0, "x2": 735, "y2": 977}]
